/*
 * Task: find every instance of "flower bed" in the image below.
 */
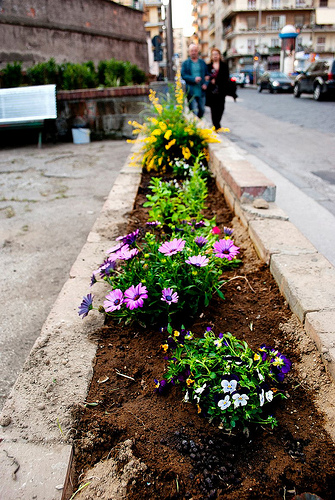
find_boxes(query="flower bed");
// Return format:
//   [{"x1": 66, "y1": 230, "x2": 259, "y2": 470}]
[
  {"x1": 71, "y1": 78, "x2": 335, "y2": 499},
  {"x1": 71, "y1": 172, "x2": 335, "y2": 500}
]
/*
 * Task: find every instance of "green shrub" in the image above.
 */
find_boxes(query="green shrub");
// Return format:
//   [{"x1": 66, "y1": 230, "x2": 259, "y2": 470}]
[
  {"x1": 2, "y1": 62, "x2": 23, "y2": 88},
  {"x1": 26, "y1": 58, "x2": 58, "y2": 86},
  {"x1": 60, "y1": 62, "x2": 98, "y2": 90}
]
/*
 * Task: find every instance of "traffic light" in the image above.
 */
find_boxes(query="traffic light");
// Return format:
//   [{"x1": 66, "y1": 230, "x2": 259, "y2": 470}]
[
  {"x1": 152, "y1": 35, "x2": 163, "y2": 62},
  {"x1": 254, "y1": 53, "x2": 260, "y2": 62}
]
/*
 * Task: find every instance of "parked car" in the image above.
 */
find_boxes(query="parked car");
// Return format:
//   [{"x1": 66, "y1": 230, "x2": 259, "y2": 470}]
[
  {"x1": 230, "y1": 72, "x2": 246, "y2": 87},
  {"x1": 258, "y1": 71, "x2": 294, "y2": 93},
  {"x1": 293, "y1": 59, "x2": 335, "y2": 101}
]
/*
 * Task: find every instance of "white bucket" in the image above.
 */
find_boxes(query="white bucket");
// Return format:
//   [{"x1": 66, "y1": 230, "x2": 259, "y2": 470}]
[{"x1": 72, "y1": 128, "x2": 90, "y2": 144}]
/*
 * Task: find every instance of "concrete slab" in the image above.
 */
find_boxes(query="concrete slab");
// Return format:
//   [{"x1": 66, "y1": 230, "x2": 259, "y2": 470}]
[
  {"x1": 249, "y1": 218, "x2": 317, "y2": 264},
  {"x1": 305, "y1": 311, "x2": 335, "y2": 380},
  {"x1": 0, "y1": 440, "x2": 72, "y2": 500},
  {"x1": 270, "y1": 253, "x2": 335, "y2": 323}
]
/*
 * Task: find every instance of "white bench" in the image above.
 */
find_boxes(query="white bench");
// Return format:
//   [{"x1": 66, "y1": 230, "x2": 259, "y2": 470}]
[{"x1": 0, "y1": 84, "x2": 57, "y2": 147}]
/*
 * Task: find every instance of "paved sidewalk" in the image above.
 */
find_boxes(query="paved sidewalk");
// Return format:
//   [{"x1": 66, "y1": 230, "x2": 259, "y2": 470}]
[{"x1": 0, "y1": 140, "x2": 133, "y2": 411}]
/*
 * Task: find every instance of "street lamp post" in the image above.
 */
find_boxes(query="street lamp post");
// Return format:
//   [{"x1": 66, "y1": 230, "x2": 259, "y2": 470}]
[{"x1": 162, "y1": 0, "x2": 174, "y2": 81}]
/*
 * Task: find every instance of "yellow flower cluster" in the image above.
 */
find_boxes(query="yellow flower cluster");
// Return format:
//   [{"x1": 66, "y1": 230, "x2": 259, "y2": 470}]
[
  {"x1": 174, "y1": 70, "x2": 184, "y2": 111},
  {"x1": 149, "y1": 89, "x2": 163, "y2": 114}
]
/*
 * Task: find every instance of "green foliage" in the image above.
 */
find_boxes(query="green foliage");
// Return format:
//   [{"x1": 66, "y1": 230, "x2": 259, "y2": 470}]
[
  {"x1": 2, "y1": 62, "x2": 23, "y2": 88},
  {"x1": 143, "y1": 161, "x2": 208, "y2": 226},
  {"x1": 60, "y1": 62, "x2": 98, "y2": 90},
  {"x1": 1, "y1": 58, "x2": 145, "y2": 89},
  {"x1": 158, "y1": 328, "x2": 291, "y2": 430},
  {"x1": 26, "y1": 58, "x2": 58, "y2": 86},
  {"x1": 98, "y1": 59, "x2": 146, "y2": 87}
]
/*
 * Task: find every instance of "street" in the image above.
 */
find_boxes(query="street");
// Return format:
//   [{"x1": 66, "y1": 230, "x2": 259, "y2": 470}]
[{"x1": 209, "y1": 88, "x2": 335, "y2": 266}]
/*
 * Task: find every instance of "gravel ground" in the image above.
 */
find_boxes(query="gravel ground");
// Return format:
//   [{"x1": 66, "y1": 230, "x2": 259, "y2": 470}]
[{"x1": 0, "y1": 139, "x2": 132, "y2": 411}]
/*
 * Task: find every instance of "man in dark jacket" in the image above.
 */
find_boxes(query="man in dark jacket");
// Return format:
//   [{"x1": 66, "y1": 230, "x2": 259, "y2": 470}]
[{"x1": 181, "y1": 44, "x2": 209, "y2": 118}]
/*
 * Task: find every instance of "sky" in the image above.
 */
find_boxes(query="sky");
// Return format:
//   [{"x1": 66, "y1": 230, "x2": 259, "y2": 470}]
[{"x1": 171, "y1": 0, "x2": 193, "y2": 36}]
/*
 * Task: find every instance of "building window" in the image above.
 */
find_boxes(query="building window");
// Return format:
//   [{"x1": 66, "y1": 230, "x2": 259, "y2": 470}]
[
  {"x1": 247, "y1": 16, "x2": 257, "y2": 29},
  {"x1": 248, "y1": 0, "x2": 256, "y2": 9},
  {"x1": 266, "y1": 15, "x2": 286, "y2": 30},
  {"x1": 271, "y1": 38, "x2": 280, "y2": 48},
  {"x1": 295, "y1": 0, "x2": 305, "y2": 6},
  {"x1": 320, "y1": 0, "x2": 328, "y2": 6},
  {"x1": 316, "y1": 36, "x2": 326, "y2": 52},
  {"x1": 272, "y1": 0, "x2": 281, "y2": 8},
  {"x1": 247, "y1": 39, "x2": 256, "y2": 53},
  {"x1": 294, "y1": 15, "x2": 304, "y2": 27}
]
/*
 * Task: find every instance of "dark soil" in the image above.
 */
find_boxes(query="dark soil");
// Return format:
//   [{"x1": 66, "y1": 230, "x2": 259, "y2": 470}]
[{"x1": 70, "y1": 173, "x2": 335, "y2": 500}]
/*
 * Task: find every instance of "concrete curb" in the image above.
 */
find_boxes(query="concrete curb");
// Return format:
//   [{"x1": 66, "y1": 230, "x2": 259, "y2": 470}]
[{"x1": 1, "y1": 135, "x2": 335, "y2": 498}]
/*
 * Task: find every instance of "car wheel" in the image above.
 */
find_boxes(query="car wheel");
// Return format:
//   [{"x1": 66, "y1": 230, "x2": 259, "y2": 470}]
[
  {"x1": 269, "y1": 86, "x2": 274, "y2": 94},
  {"x1": 258, "y1": 84, "x2": 262, "y2": 93},
  {"x1": 293, "y1": 83, "x2": 301, "y2": 98},
  {"x1": 313, "y1": 84, "x2": 322, "y2": 101}
]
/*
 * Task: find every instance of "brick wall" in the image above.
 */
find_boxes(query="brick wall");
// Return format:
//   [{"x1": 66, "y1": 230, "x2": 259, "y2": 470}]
[{"x1": 0, "y1": 0, "x2": 148, "y2": 71}]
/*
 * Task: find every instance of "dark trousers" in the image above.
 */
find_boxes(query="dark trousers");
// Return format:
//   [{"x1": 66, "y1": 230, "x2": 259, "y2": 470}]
[
  {"x1": 188, "y1": 94, "x2": 206, "y2": 118},
  {"x1": 210, "y1": 96, "x2": 226, "y2": 130}
]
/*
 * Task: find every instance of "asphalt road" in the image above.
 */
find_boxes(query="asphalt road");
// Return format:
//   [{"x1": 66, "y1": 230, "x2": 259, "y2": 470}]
[
  {"x1": 209, "y1": 88, "x2": 335, "y2": 266},
  {"x1": 0, "y1": 140, "x2": 132, "y2": 411}
]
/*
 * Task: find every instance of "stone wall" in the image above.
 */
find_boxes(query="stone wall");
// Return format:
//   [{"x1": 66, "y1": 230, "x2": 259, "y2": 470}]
[
  {"x1": 56, "y1": 85, "x2": 150, "y2": 140},
  {"x1": 0, "y1": 0, "x2": 148, "y2": 71}
]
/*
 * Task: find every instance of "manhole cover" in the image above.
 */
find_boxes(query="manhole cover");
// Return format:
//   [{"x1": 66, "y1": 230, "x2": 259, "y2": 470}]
[{"x1": 312, "y1": 170, "x2": 335, "y2": 185}]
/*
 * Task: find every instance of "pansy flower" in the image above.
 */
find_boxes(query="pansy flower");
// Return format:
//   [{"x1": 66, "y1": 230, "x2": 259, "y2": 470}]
[
  {"x1": 270, "y1": 351, "x2": 292, "y2": 375},
  {"x1": 214, "y1": 332, "x2": 224, "y2": 348},
  {"x1": 158, "y1": 238, "x2": 185, "y2": 256},
  {"x1": 146, "y1": 221, "x2": 162, "y2": 227},
  {"x1": 232, "y1": 392, "x2": 249, "y2": 408},
  {"x1": 218, "y1": 395, "x2": 231, "y2": 411},
  {"x1": 78, "y1": 293, "x2": 94, "y2": 318},
  {"x1": 213, "y1": 239, "x2": 240, "y2": 260},
  {"x1": 104, "y1": 289, "x2": 124, "y2": 312},
  {"x1": 185, "y1": 255, "x2": 209, "y2": 267},
  {"x1": 154, "y1": 379, "x2": 168, "y2": 394},
  {"x1": 161, "y1": 288, "x2": 179, "y2": 304},
  {"x1": 124, "y1": 283, "x2": 148, "y2": 310},
  {"x1": 221, "y1": 375, "x2": 239, "y2": 393}
]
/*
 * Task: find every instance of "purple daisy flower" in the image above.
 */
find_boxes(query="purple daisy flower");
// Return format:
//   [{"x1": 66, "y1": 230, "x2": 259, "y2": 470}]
[
  {"x1": 116, "y1": 245, "x2": 139, "y2": 261},
  {"x1": 124, "y1": 283, "x2": 148, "y2": 310},
  {"x1": 90, "y1": 272, "x2": 98, "y2": 286},
  {"x1": 213, "y1": 239, "x2": 240, "y2": 260},
  {"x1": 104, "y1": 289, "x2": 124, "y2": 312},
  {"x1": 99, "y1": 258, "x2": 117, "y2": 278},
  {"x1": 223, "y1": 227, "x2": 234, "y2": 236},
  {"x1": 117, "y1": 229, "x2": 140, "y2": 246},
  {"x1": 185, "y1": 254, "x2": 209, "y2": 267},
  {"x1": 78, "y1": 293, "x2": 93, "y2": 318},
  {"x1": 106, "y1": 242, "x2": 124, "y2": 254},
  {"x1": 195, "y1": 236, "x2": 208, "y2": 248},
  {"x1": 161, "y1": 287, "x2": 179, "y2": 304},
  {"x1": 158, "y1": 238, "x2": 185, "y2": 256}
]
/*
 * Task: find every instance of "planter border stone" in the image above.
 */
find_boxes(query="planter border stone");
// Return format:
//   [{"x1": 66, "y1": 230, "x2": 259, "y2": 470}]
[{"x1": 1, "y1": 134, "x2": 335, "y2": 499}]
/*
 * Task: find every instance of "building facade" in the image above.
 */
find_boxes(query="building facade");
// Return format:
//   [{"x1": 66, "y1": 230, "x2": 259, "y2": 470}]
[
  {"x1": 0, "y1": 0, "x2": 148, "y2": 71},
  {"x1": 190, "y1": 0, "x2": 335, "y2": 71}
]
